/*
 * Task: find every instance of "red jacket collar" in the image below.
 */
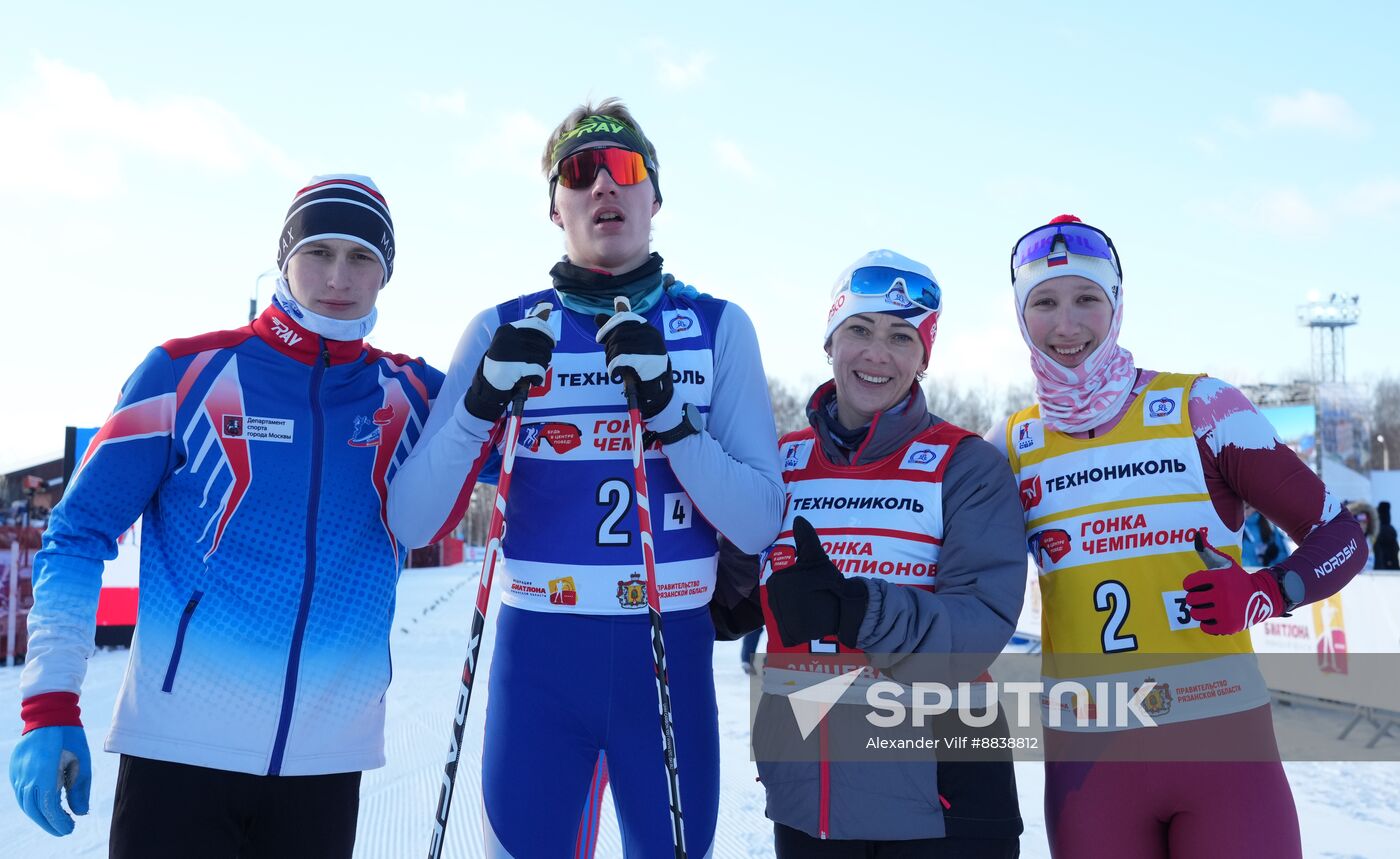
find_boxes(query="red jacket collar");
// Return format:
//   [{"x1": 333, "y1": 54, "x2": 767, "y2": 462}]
[{"x1": 251, "y1": 304, "x2": 366, "y2": 366}]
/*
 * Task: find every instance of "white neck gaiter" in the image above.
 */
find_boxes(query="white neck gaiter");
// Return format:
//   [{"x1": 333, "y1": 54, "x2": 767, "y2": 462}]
[{"x1": 273, "y1": 276, "x2": 377, "y2": 341}]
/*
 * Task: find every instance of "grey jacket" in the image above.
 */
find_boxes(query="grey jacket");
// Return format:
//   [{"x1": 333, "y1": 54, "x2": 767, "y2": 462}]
[{"x1": 753, "y1": 383, "x2": 1026, "y2": 841}]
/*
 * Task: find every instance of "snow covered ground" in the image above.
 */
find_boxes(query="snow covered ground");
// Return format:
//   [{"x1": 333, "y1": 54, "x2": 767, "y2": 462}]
[{"x1": 4, "y1": 563, "x2": 1399, "y2": 858}]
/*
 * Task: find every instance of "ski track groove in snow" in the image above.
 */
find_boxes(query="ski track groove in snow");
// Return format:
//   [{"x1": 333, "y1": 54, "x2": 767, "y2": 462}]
[{"x1": 3, "y1": 563, "x2": 1398, "y2": 857}]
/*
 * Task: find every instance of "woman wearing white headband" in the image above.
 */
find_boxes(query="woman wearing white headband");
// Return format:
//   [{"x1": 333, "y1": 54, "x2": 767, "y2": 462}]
[{"x1": 997, "y1": 214, "x2": 1367, "y2": 858}]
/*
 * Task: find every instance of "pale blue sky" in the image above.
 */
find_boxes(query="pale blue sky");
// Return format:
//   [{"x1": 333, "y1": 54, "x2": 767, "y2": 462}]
[{"x1": 4, "y1": 1, "x2": 1397, "y2": 469}]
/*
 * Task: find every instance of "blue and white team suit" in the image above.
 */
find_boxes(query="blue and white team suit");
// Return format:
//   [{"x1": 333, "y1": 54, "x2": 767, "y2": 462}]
[
  {"x1": 389, "y1": 281, "x2": 784, "y2": 857},
  {"x1": 20, "y1": 303, "x2": 444, "y2": 776}
]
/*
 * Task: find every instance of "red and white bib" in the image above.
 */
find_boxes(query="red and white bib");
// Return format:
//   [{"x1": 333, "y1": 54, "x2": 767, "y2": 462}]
[{"x1": 760, "y1": 421, "x2": 974, "y2": 699}]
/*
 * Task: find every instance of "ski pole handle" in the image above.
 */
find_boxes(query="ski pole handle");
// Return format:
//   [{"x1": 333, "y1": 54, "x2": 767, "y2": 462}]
[
  {"x1": 509, "y1": 304, "x2": 550, "y2": 409},
  {"x1": 611, "y1": 296, "x2": 646, "y2": 410}
]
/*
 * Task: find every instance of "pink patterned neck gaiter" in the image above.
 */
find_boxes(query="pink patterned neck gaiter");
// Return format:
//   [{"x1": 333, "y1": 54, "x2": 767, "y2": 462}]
[{"x1": 1017, "y1": 296, "x2": 1137, "y2": 433}]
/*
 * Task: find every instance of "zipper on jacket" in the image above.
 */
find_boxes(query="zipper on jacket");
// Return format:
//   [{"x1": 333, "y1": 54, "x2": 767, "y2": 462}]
[
  {"x1": 818, "y1": 720, "x2": 831, "y2": 838},
  {"x1": 160, "y1": 591, "x2": 204, "y2": 693},
  {"x1": 268, "y1": 341, "x2": 330, "y2": 774}
]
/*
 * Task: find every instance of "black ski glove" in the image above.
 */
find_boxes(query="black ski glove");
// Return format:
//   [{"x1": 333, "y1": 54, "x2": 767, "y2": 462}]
[
  {"x1": 464, "y1": 303, "x2": 555, "y2": 422},
  {"x1": 765, "y1": 516, "x2": 869, "y2": 649},
  {"x1": 594, "y1": 309, "x2": 673, "y2": 420}
]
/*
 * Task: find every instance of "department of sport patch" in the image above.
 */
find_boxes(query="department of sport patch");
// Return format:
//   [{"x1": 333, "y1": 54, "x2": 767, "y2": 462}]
[
  {"x1": 221, "y1": 415, "x2": 294, "y2": 443},
  {"x1": 1143, "y1": 388, "x2": 1184, "y2": 426},
  {"x1": 1014, "y1": 419, "x2": 1044, "y2": 453},
  {"x1": 662, "y1": 309, "x2": 702, "y2": 340},
  {"x1": 781, "y1": 439, "x2": 814, "y2": 471},
  {"x1": 900, "y1": 443, "x2": 949, "y2": 472}
]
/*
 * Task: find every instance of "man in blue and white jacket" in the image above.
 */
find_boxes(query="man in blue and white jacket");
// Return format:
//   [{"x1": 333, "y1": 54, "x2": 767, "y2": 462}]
[
  {"x1": 388, "y1": 99, "x2": 784, "y2": 857},
  {"x1": 9, "y1": 175, "x2": 444, "y2": 857}
]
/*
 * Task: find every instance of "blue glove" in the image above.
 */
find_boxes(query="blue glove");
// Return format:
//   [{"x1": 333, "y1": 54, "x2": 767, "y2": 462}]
[{"x1": 10, "y1": 725, "x2": 91, "y2": 836}]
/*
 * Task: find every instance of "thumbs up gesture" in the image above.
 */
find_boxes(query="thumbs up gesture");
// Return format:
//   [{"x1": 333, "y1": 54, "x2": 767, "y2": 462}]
[
  {"x1": 766, "y1": 516, "x2": 870, "y2": 648},
  {"x1": 1182, "y1": 533, "x2": 1284, "y2": 636}
]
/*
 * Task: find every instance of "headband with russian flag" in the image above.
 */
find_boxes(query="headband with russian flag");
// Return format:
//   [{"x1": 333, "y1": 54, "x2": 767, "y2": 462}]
[{"x1": 1011, "y1": 214, "x2": 1121, "y2": 312}]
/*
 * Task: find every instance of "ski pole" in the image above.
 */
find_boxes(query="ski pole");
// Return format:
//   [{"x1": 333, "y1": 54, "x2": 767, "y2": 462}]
[
  {"x1": 428, "y1": 311, "x2": 546, "y2": 859},
  {"x1": 613, "y1": 296, "x2": 687, "y2": 859}
]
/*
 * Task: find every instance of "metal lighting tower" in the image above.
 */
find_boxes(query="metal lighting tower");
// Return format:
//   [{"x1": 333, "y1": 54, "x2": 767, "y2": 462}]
[
  {"x1": 1297, "y1": 293, "x2": 1362, "y2": 479},
  {"x1": 250, "y1": 269, "x2": 280, "y2": 322},
  {"x1": 1297, "y1": 293, "x2": 1361, "y2": 383}
]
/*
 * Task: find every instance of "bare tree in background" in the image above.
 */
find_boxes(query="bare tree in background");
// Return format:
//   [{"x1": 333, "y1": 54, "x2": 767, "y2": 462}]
[
  {"x1": 769, "y1": 377, "x2": 808, "y2": 437},
  {"x1": 922, "y1": 380, "x2": 1036, "y2": 437},
  {"x1": 461, "y1": 483, "x2": 494, "y2": 548},
  {"x1": 924, "y1": 383, "x2": 997, "y2": 436},
  {"x1": 1374, "y1": 376, "x2": 1400, "y2": 470},
  {"x1": 767, "y1": 374, "x2": 1038, "y2": 439}
]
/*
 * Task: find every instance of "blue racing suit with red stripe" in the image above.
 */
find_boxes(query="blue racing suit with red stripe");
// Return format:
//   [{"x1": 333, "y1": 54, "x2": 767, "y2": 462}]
[{"x1": 18, "y1": 303, "x2": 443, "y2": 777}]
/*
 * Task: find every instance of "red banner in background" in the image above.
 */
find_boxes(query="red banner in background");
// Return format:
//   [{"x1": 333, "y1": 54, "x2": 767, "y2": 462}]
[{"x1": 440, "y1": 537, "x2": 465, "y2": 566}]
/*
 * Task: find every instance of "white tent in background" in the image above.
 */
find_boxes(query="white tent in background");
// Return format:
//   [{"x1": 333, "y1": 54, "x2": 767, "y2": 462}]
[
  {"x1": 1370, "y1": 471, "x2": 1400, "y2": 509},
  {"x1": 1322, "y1": 455, "x2": 1373, "y2": 503}
]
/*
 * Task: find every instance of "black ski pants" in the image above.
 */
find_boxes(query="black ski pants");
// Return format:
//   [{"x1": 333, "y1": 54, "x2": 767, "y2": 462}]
[
  {"x1": 109, "y1": 755, "x2": 361, "y2": 858},
  {"x1": 775, "y1": 822, "x2": 1020, "y2": 858}
]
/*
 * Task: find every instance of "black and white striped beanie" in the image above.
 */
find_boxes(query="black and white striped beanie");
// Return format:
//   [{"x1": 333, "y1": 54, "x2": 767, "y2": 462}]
[{"x1": 276, "y1": 174, "x2": 395, "y2": 283}]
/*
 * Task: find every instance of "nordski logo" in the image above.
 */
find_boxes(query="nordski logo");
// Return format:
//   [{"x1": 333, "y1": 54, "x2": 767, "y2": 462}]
[{"x1": 1148, "y1": 397, "x2": 1176, "y2": 418}]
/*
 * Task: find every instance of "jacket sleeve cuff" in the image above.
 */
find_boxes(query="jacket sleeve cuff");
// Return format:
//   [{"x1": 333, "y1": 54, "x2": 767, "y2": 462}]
[
  {"x1": 854, "y1": 578, "x2": 882, "y2": 649},
  {"x1": 645, "y1": 395, "x2": 684, "y2": 434},
  {"x1": 20, "y1": 691, "x2": 82, "y2": 734}
]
